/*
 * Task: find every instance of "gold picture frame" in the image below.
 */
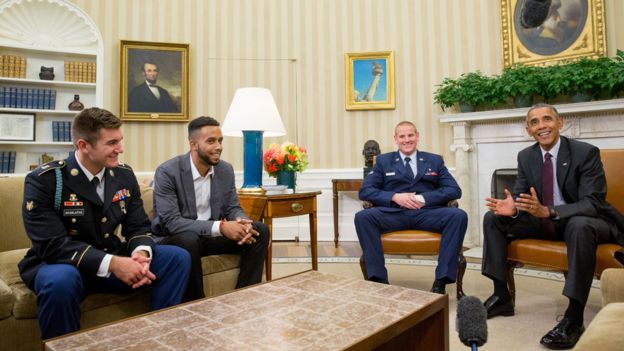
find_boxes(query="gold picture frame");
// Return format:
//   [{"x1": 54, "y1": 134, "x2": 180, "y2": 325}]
[
  {"x1": 344, "y1": 51, "x2": 395, "y2": 110},
  {"x1": 120, "y1": 40, "x2": 189, "y2": 121},
  {"x1": 501, "y1": 0, "x2": 606, "y2": 67}
]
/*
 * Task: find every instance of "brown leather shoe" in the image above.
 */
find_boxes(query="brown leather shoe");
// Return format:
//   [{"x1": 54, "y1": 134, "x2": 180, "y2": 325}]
[
  {"x1": 615, "y1": 249, "x2": 624, "y2": 266},
  {"x1": 483, "y1": 295, "x2": 514, "y2": 319},
  {"x1": 540, "y1": 318, "x2": 584, "y2": 349}
]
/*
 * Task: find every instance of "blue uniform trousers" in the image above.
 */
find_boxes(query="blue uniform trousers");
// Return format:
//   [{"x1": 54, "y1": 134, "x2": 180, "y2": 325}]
[
  {"x1": 355, "y1": 206, "x2": 467, "y2": 282},
  {"x1": 34, "y1": 245, "x2": 190, "y2": 339}
]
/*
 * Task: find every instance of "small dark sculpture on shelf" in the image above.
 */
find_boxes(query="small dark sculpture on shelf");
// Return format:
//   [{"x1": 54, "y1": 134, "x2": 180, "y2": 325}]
[
  {"x1": 68, "y1": 94, "x2": 84, "y2": 111},
  {"x1": 362, "y1": 139, "x2": 381, "y2": 177},
  {"x1": 39, "y1": 66, "x2": 55, "y2": 80}
]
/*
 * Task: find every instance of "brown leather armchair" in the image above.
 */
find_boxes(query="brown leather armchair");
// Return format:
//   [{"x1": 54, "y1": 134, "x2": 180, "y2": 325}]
[
  {"x1": 358, "y1": 200, "x2": 467, "y2": 300},
  {"x1": 505, "y1": 149, "x2": 624, "y2": 301}
]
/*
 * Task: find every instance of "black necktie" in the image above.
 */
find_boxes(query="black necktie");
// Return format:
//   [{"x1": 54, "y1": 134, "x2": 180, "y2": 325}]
[
  {"x1": 541, "y1": 153, "x2": 556, "y2": 239},
  {"x1": 404, "y1": 157, "x2": 415, "y2": 179},
  {"x1": 91, "y1": 177, "x2": 103, "y2": 202}
]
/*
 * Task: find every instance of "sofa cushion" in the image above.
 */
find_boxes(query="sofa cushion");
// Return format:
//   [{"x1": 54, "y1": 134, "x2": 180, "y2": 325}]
[
  {"x1": 0, "y1": 278, "x2": 13, "y2": 319},
  {"x1": 201, "y1": 254, "x2": 241, "y2": 274},
  {"x1": 573, "y1": 302, "x2": 624, "y2": 350}
]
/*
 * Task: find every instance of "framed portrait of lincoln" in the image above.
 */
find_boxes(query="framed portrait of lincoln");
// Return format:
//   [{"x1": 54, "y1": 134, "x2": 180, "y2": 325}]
[{"x1": 120, "y1": 40, "x2": 189, "y2": 121}]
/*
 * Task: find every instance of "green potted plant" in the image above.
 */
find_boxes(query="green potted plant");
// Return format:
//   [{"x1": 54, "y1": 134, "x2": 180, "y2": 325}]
[
  {"x1": 433, "y1": 77, "x2": 461, "y2": 111},
  {"x1": 434, "y1": 71, "x2": 500, "y2": 112},
  {"x1": 602, "y1": 49, "x2": 624, "y2": 98},
  {"x1": 498, "y1": 64, "x2": 543, "y2": 108}
]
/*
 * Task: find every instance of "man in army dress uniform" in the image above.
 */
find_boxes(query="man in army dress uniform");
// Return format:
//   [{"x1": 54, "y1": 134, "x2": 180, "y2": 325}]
[{"x1": 19, "y1": 107, "x2": 191, "y2": 339}]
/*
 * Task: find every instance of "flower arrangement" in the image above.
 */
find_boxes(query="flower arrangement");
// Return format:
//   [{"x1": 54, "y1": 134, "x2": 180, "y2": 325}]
[{"x1": 263, "y1": 142, "x2": 308, "y2": 177}]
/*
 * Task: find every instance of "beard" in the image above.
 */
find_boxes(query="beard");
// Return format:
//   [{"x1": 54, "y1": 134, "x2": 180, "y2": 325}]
[{"x1": 197, "y1": 148, "x2": 220, "y2": 166}]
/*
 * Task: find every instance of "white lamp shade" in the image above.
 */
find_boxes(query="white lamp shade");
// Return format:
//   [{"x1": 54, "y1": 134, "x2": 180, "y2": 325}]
[{"x1": 222, "y1": 87, "x2": 287, "y2": 137}]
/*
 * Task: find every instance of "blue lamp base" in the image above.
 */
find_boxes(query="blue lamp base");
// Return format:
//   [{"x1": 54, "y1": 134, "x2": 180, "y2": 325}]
[{"x1": 241, "y1": 130, "x2": 264, "y2": 191}]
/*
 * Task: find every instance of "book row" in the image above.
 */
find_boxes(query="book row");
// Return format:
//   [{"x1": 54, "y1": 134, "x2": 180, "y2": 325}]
[
  {"x1": 0, "y1": 86, "x2": 57, "y2": 110},
  {"x1": 64, "y1": 61, "x2": 96, "y2": 83},
  {"x1": 52, "y1": 121, "x2": 72, "y2": 142},
  {"x1": 0, "y1": 151, "x2": 16, "y2": 173},
  {"x1": 0, "y1": 55, "x2": 26, "y2": 78}
]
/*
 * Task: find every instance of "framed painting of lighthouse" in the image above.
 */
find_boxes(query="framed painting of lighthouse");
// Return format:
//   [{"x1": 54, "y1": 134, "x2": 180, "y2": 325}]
[{"x1": 345, "y1": 51, "x2": 395, "y2": 110}]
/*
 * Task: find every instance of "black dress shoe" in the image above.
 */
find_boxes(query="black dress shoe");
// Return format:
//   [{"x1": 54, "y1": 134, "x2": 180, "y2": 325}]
[
  {"x1": 540, "y1": 318, "x2": 585, "y2": 349},
  {"x1": 483, "y1": 295, "x2": 514, "y2": 319},
  {"x1": 430, "y1": 281, "x2": 446, "y2": 294},
  {"x1": 615, "y1": 249, "x2": 624, "y2": 266}
]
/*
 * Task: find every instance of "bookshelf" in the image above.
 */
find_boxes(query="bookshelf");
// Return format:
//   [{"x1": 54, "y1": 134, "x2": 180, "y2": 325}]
[{"x1": 0, "y1": 0, "x2": 103, "y2": 175}]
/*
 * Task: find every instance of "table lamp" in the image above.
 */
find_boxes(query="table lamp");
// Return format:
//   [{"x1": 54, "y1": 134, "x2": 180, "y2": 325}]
[{"x1": 222, "y1": 87, "x2": 286, "y2": 192}]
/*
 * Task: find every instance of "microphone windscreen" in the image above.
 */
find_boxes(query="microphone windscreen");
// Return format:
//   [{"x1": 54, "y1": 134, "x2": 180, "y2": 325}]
[
  {"x1": 456, "y1": 296, "x2": 488, "y2": 347},
  {"x1": 520, "y1": 0, "x2": 552, "y2": 28}
]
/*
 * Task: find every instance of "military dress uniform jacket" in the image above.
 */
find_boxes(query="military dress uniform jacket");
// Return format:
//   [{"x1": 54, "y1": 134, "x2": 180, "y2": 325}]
[{"x1": 18, "y1": 154, "x2": 155, "y2": 290}]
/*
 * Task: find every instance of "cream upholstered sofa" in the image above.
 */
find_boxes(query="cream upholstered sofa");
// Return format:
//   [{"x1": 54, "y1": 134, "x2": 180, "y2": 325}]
[
  {"x1": 573, "y1": 268, "x2": 624, "y2": 350},
  {"x1": 0, "y1": 175, "x2": 241, "y2": 351}
]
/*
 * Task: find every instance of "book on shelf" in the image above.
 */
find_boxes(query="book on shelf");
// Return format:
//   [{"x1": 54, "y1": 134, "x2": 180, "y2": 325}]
[{"x1": 0, "y1": 151, "x2": 16, "y2": 173}]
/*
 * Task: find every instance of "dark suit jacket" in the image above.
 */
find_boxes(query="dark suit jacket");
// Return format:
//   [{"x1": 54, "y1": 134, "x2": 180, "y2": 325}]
[
  {"x1": 359, "y1": 150, "x2": 461, "y2": 210},
  {"x1": 151, "y1": 153, "x2": 248, "y2": 236},
  {"x1": 19, "y1": 155, "x2": 154, "y2": 289},
  {"x1": 514, "y1": 136, "x2": 624, "y2": 245},
  {"x1": 128, "y1": 82, "x2": 178, "y2": 113}
]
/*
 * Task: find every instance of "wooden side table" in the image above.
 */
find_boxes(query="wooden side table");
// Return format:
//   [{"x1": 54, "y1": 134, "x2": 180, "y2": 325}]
[
  {"x1": 239, "y1": 190, "x2": 321, "y2": 280},
  {"x1": 331, "y1": 179, "x2": 363, "y2": 248}
]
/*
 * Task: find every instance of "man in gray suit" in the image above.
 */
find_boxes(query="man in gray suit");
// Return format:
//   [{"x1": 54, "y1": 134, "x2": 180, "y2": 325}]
[
  {"x1": 482, "y1": 103, "x2": 624, "y2": 349},
  {"x1": 151, "y1": 116, "x2": 269, "y2": 301}
]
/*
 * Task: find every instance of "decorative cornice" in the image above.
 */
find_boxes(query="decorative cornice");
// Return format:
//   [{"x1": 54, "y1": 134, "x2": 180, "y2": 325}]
[{"x1": 438, "y1": 99, "x2": 624, "y2": 124}]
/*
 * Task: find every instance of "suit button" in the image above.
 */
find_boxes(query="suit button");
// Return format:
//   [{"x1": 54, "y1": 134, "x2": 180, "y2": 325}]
[
  {"x1": 101, "y1": 217, "x2": 107, "y2": 223},
  {"x1": 71, "y1": 218, "x2": 77, "y2": 223},
  {"x1": 104, "y1": 233, "x2": 110, "y2": 239}
]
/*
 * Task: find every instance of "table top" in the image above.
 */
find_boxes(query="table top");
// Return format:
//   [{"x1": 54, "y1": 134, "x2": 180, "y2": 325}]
[
  {"x1": 239, "y1": 190, "x2": 322, "y2": 199},
  {"x1": 44, "y1": 271, "x2": 445, "y2": 351}
]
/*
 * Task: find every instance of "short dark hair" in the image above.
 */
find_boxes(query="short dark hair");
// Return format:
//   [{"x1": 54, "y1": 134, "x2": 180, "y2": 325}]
[
  {"x1": 72, "y1": 107, "x2": 122, "y2": 146},
  {"x1": 188, "y1": 116, "x2": 220, "y2": 139},
  {"x1": 141, "y1": 61, "x2": 159, "y2": 72},
  {"x1": 526, "y1": 103, "x2": 560, "y2": 125}
]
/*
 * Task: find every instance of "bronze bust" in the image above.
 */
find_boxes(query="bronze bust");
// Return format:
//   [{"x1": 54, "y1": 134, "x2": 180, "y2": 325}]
[{"x1": 362, "y1": 139, "x2": 380, "y2": 177}]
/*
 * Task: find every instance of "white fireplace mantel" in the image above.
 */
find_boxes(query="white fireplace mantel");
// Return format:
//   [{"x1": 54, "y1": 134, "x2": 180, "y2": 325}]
[{"x1": 439, "y1": 99, "x2": 624, "y2": 247}]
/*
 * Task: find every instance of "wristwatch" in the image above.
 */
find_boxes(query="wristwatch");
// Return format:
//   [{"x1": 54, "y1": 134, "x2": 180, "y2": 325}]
[{"x1": 548, "y1": 206, "x2": 560, "y2": 220}]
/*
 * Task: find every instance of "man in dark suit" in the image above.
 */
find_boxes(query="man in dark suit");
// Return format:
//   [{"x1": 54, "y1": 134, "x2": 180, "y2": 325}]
[
  {"x1": 355, "y1": 121, "x2": 467, "y2": 294},
  {"x1": 127, "y1": 61, "x2": 179, "y2": 113},
  {"x1": 482, "y1": 103, "x2": 624, "y2": 349},
  {"x1": 19, "y1": 107, "x2": 190, "y2": 339},
  {"x1": 151, "y1": 116, "x2": 269, "y2": 301}
]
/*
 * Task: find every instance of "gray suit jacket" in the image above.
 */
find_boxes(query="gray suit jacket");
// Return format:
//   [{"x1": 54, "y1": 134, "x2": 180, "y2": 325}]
[
  {"x1": 151, "y1": 152, "x2": 247, "y2": 236},
  {"x1": 514, "y1": 136, "x2": 624, "y2": 245}
]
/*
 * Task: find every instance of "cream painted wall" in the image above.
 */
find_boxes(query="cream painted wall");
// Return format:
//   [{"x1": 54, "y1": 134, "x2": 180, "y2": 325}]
[{"x1": 70, "y1": 0, "x2": 624, "y2": 172}]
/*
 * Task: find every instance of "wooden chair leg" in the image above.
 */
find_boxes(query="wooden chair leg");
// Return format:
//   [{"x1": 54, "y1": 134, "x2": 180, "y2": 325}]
[
  {"x1": 359, "y1": 254, "x2": 368, "y2": 280},
  {"x1": 456, "y1": 253, "x2": 467, "y2": 300},
  {"x1": 507, "y1": 260, "x2": 519, "y2": 303}
]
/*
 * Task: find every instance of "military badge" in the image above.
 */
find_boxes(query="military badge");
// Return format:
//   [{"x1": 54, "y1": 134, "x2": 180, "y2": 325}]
[
  {"x1": 69, "y1": 194, "x2": 78, "y2": 201},
  {"x1": 26, "y1": 201, "x2": 34, "y2": 211},
  {"x1": 112, "y1": 189, "x2": 131, "y2": 202}
]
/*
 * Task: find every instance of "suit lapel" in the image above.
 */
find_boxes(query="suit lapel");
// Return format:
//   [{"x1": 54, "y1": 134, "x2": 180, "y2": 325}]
[
  {"x1": 530, "y1": 144, "x2": 544, "y2": 196},
  {"x1": 414, "y1": 151, "x2": 425, "y2": 183},
  {"x1": 556, "y1": 137, "x2": 571, "y2": 190},
  {"x1": 392, "y1": 151, "x2": 407, "y2": 178},
  {"x1": 102, "y1": 169, "x2": 117, "y2": 211},
  {"x1": 181, "y1": 154, "x2": 198, "y2": 218},
  {"x1": 64, "y1": 155, "x2": 103, "y2": 206}
]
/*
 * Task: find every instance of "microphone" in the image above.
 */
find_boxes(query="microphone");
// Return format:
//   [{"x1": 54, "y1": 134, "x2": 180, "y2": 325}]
[
  {"x1": 520, "y1": 0, "x2": 552, "y2": 28},
  {"x1": 456, "y1": 296, "x2": 488, "y2": 350}
]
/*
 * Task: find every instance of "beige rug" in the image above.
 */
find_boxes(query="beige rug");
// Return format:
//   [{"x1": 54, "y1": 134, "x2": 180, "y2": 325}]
[{"x1": 272, "y1": 261, "x2": 602, "y2": 351}]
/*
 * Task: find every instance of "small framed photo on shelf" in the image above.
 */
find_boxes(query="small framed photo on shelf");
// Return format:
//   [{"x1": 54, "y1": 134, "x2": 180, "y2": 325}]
[
  {"x1": 344, "y1": 51, "x2": 395, "y2": 111},
  {"x1": 0, "y1": 112, "x2": 35, "y2": 141},
  {"x1": 120, "y1": 40, "x2": 189, "y2": 122}
]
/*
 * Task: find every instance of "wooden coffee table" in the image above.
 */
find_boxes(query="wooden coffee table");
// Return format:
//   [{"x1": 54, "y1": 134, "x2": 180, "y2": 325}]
[{"x1": 44, "y1": 271, "x2": 448, "y2": 350}]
